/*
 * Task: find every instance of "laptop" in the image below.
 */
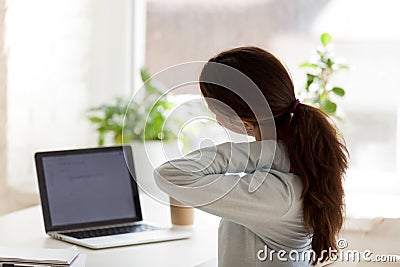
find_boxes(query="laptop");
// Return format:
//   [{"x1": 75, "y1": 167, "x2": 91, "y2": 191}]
[{"x1": 34, "y1": 145, "x2": 191, "y2": 249}]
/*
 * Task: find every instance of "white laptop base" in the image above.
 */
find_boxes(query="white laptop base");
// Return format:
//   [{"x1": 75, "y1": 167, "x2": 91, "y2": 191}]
[{"x1": 49, "y1": 224, "x2": 191, "y2": 249}]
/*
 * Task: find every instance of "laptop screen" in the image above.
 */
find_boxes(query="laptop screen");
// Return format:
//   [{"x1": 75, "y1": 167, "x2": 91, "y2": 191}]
[{"x1": 35, "y1": 146, "x2": 142, "y2": 232}]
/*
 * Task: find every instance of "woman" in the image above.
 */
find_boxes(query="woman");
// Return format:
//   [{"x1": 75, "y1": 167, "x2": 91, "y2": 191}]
[{"x1": 154, "y1": 47, "x2": 348, "y2": 266}]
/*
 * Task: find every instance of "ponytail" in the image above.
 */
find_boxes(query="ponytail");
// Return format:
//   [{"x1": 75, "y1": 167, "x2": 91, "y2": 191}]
[{"x1": 288, "y1": 103, "x2": 349, "y2": 265}]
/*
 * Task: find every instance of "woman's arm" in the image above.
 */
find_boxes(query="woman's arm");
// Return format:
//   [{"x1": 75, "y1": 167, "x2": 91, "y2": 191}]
[{"x1": 154, "y1": 141, "x2": 293, "y2": 229}]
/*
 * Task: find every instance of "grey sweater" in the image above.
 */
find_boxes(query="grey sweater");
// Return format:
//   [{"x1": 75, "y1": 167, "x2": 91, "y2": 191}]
[{"x1": 154, "y1": 140, "x2": 312, "y2": 266}]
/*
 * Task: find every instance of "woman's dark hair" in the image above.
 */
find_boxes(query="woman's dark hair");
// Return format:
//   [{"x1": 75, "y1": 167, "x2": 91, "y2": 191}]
[{"x1": 199, "y1": 46, "x2": 349, "y2": 265}]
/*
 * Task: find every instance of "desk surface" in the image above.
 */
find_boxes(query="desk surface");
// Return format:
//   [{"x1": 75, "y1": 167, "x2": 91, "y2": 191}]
[{"x1": 0, "y1": 193, "x2": 220, "y2": 267}]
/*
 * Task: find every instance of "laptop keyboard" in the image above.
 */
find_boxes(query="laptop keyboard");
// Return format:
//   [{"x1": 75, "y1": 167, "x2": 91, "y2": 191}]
[{"x1": 61, "y1": 224, "x2": 160, "y2": 239}]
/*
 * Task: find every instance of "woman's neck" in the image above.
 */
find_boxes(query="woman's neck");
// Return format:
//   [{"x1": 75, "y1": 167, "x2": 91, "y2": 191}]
[{"x1": 255, "y1": 123, "x2": 289, "y2": 143}]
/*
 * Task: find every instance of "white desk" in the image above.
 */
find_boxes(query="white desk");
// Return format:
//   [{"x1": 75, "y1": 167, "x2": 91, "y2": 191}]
[{"x1": 0, "y1": 193, "x2": 220, "y2": 267}]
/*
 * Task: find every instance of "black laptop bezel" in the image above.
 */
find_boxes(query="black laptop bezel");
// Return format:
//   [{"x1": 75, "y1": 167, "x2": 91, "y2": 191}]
[{"x1": 35, "y1": 145, "x2": 143, "y2": 233}]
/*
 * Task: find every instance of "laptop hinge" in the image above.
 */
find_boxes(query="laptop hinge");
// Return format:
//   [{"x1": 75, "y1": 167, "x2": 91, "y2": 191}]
[{"x1": 49, "y1": 221, "x2": 143, "y2": 234}]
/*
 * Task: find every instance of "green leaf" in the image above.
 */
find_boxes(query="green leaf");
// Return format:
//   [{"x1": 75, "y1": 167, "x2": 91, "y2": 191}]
[
  {"x1": 98, "y1": 132, "x2": 105, "y2": 146},
  {"x1": 299, "y1": 62, "x2": 319, "y2": 68},
  {"x1": 321, "y1": 99, "x2": 337, "y2": 114},
  {"x1": 331, "y1": 87, "x2": 345, "y2": 96},
  {"x1": 140, "y1": 67, "x2": 151, "y2": 83},
  {"x1": 326, "y1": 58, "x2": 334, "y2": 68},
  {"x1": 306, "y1": 73, "x2": 316, "y2": 89},
  {"x1": 320, "y1": 33, "x2": 332, "y2": 47},
  {"x1": 140, "y1": 67, "x2": 160, "y2": 95},
  {"x1": 88, "y1": 117, "x2": 104, "y2": 123}
]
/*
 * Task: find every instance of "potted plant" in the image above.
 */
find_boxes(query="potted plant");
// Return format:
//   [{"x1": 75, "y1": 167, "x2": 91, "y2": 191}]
[
  {"x1": 88, "y1": 67, "x2": 176, "y2": 145},
  {"x1": 87, "y1": 67, "x2": 194, "y2": 225},
  {"x1": 299, "y1": 33, "x2": 349, "y2": 119}
]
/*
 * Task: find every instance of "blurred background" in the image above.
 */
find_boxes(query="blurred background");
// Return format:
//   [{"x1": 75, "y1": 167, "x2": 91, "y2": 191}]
[{"x1": 0, "y1": 0, "x2": 399, "y2": 221}]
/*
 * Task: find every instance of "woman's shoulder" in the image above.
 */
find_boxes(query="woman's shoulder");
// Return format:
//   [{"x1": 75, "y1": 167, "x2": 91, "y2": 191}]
[{"x1": 227, "y1": 139, "x2": 291, "y2": 173}]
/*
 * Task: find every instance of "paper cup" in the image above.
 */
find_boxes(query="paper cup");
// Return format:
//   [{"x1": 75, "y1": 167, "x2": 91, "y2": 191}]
[{"x1": 169, "y1": 197, "x2": 194, "y2": 226}]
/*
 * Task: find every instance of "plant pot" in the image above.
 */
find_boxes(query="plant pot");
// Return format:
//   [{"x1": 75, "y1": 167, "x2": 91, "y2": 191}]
[{"x1": 169, "y1": 197, "x2": 194, "y2": 226}]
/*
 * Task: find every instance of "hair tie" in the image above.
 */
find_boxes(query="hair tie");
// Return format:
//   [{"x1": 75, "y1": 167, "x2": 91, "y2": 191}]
[{"x1": 289, "y1": 99, "x2": 300, "y2": 113}]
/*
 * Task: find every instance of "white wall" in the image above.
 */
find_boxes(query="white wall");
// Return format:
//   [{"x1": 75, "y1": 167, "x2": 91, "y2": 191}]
[
  {"x1": 5, "y1": 0, "x2": 145, "y2": 192},
  {"x1": 0, "y1": 0, "x2": 6, "y2": 195}
]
